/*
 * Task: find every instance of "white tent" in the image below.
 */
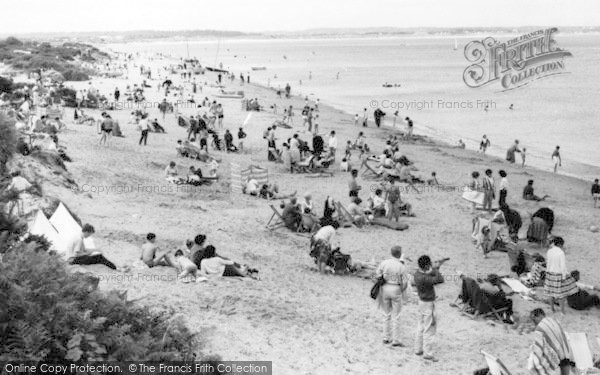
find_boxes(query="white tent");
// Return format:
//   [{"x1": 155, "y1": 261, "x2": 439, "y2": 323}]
[
  {"x1": 29, "y1": 210, "x2": 62, "y2": 253},
  {"x1": 49, "y1": 202, "x2": 96, "y2": 250}
]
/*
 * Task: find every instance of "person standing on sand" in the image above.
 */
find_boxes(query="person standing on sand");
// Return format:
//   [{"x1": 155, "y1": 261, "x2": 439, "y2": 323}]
[
  {"x1": 138, "y1": 115, "x2": 150, "y2": 146},
  {"x1": 405, "y1": 117, "x2": 414, "y2": 139},
  {"x1": 592, "y1": 179, "x2": 600, "y2": 208},
  {"x1": 328, "y1": 131, "x2": 338, "y2": 155},
  {"x1": 498, "y1": 170, "x2": 508, "y2": 207},
  {"x1": 521, "y1": 147, "x2": 527, "y2": 167},
  {"x1": 375, "y1": 246, "x2": 409, "y2": 347},
  {"x1": 98, "y1": 113, "x2": 113, "y2": 147},
  {"x1": 482, "y1": 169, "x2": 495, "y2": 212},
  {"x1": 552, "y1": 146, "x2": 562, "y2": 173},
  {"x1": 354, "y1": 114, "x2": 359, "y2": 127},
  {"x1": 545, "y1": 237, "x2": 577, "y2": 315},
  {"x1": 362, "y1": 108, "x2": 368, "y2": 127},
  {"x1": 506, "y1": 139, "x2": 521, "y2": 163},
  {"x1": 114, "y1": 87, "x2": 120, "y2": 103},
  {"x1": 412, "y1": 255, "x2": 444, "y2": 362},
  {"x1": 480, "y1": 135, "x2": 490, "y2": 153},
  {"x1": 393, "y1": 111, "x2": 399, "y2": 128}
]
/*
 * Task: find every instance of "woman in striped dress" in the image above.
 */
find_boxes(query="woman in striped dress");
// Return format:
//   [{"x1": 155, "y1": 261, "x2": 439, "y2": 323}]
[{"x1": 544, "y1": 237, "x2": 577, "y2": 314}]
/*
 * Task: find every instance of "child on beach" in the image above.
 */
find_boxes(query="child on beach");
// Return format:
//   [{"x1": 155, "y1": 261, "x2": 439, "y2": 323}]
[
  {"x1": 521, "y1": 148, "x2": 527, "y2": 167},
  {"x1": 140, "y1": 233, "x2": 171, "y2": 268},
  {"x1": 592, "y1": 179, "x2": 600, "y2": 208},
  {"x1": 354, "y1": 114, "x2": 359, "y2": 126},
  {"x1": 345, "y1": 140, "x2": 352, "y2": 161},
  {"x1": 209, "y1": 160, "x2": 219, "y2": 177},
  {"x1": 174, "y1": 249, "x2": 204, "y2": 282}
]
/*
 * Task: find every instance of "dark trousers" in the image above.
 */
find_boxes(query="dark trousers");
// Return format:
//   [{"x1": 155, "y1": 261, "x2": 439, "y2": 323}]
[
  {"x1": 70, "y1": 254, "x2": 117, "y2": 270},
  {"x1": 499, "y1": 189, "x2": 507, "y2": 207},
  {"x1": 139, "y1": 130, "x2": 148, "y2": 145}
]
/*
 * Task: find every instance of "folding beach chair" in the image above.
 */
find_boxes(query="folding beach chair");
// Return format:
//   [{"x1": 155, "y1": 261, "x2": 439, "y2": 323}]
[
  {"x1": 480, "y1": 350, "x2": 513, "y2": 375},
  {"x1": 266, "y1": 204, "x2": 286, "y2": 230},
  {"x1": 565, "y1": 332, "x2": 594, "y2": 373},
  {"x1": 359, "y1": 158, "x2": 383, "y2": 180},
  {"x1": 452, "y1": 277, "x2": 511, "y2": 324},
  {"x1": 335, "y1": 202, "x2": 356, "y2": 228}
]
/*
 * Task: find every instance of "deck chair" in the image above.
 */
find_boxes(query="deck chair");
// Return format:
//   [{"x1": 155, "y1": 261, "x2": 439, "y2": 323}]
[
  {"x1": 360, "y1": 158, "x2": 383, "y2": 180},
  {"x1": 480, "y1": 350, "x2": 513, "y2": 375},
  {"x1": 293, "y1": 156, "x2": 314, "y2": 173},
  {"x1": 565, "y1": 332, "x2": 594, "y2": 372},
  {"x1": 335, "y1": 202, "x2": 356, "y2": 228},
  {"x1": 501, "y1": 278, "x2": 531, "y2": 295},
  {"x1": 266, "y1": 204, "x2": 286, "y2": 230},
  {"x1": 306, "y1": 157, "x2": 334, "y2": 177},
  {"x1": 452, "y1": 277, "x2": 511, "y2": 324}
]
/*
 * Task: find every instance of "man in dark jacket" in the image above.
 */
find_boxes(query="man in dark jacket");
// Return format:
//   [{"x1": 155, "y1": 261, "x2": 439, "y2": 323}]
[{"x1": 412, "y1": 255, "x2": 444, "y2": 362}]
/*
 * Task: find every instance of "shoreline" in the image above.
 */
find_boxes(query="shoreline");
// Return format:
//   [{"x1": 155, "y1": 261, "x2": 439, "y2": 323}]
[{"x1": 249, "y1": 80, "x2": 600, "y2": 184}]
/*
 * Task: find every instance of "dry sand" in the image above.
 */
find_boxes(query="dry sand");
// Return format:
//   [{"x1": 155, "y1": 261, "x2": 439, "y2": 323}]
[{"x1": 41, "y1": 58, "x2": 600, "y2": 375}]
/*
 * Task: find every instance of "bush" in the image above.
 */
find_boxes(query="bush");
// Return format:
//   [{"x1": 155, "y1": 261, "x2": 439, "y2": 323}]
[
  {"x1": 0, "y1": 76, "x2": 12, "y2": 93},
  {"x1": 0, "y1": 245, "x2": 209, "y2": 361},
  {"x1": 62, "y1": 68, "x2": 89, "y2": 81},
  {"x1": 0, "y1": 114, "x2": 17, "y2": 175}
]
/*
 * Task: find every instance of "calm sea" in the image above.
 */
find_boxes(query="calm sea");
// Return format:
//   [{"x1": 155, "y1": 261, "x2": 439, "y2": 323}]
[{"x1": 106, "y1": 34, "x2": 600, "y2": 179}]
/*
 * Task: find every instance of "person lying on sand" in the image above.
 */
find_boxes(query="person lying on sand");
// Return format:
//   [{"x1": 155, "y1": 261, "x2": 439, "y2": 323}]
[
  {"x1": 199, "y1": 245, "x2": 259, "y2": 279},
  {"x1": 140, "y1": 232, "x2": 172, "y2": 268},
  {"x1": 259, "y1": 183, "x2": 296, "y2": 200},
  {"x1": 567, "y1": 270, "x2": 600, "y2": 310},
  {"x1": 522, "y1": 180, "x2": 549, "y2": 202}
]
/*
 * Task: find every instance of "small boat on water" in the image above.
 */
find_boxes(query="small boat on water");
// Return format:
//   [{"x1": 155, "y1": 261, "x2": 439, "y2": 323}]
[
  {"x1": 251, "y1": 66, "x2": 267, "y2": 71},
  {"x1": 382, "y1": 83, "x2": 401, "y2": 88}
]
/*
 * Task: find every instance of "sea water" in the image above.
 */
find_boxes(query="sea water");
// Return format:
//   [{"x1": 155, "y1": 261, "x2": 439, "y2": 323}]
[{"x1": 106, "y1": 34, "x2": 600, "y2": 179}]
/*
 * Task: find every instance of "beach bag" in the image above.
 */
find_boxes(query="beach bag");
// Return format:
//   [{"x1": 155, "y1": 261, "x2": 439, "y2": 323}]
[{"x1": 370, "y1": 276, "x2": 385, "y2": 299}]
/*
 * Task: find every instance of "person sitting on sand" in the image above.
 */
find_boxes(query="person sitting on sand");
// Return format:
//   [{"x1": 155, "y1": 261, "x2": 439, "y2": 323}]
[
  {"x1": 199, "y1": 245, "x2": 258, "y2": 279},
  {"x1": 371, "y1": 188, "x2": 387, "y2": 217},
  {"x1": 174, "y1": 249, "x2": 203, "y2": 282},
  {"x1": 165, "y1": 161, "x2": 184, "y2": 184},
  {"x1": 523, "y1": 180, "x2": 549, "y2": 202},
  {"x1": 243, "y1": 178, "x2": 260, "y2": 196},
  {"x1": 300, "y1": 192, "x2": 314, "y2": 214},
  {"x1": 592, "y1": 179, "x2": 600, "y2": 208},
  {"x1": 140, "y1": 233, "x2": 171, "y2": 267},
  {"x1": 499, "y1": 204, "x2": 522, "y2": 242},
  {"x1": 398, "y1": 165, "x2": 422, "y2": 193},
  {"x1": 348, "y1": 169, "x2": 362, "y2": 198},
  {"x1": 224, "y1": 129, "x2": 238, "y2": 152},
  {"x1": 208, "y1": 159, "x2": 219, "y2": 177},
  {"x1": 66, "y1": 224, "x2": 125, "y2": 271},
  {"x1": 281, "y1": 197, "x2": 302, "y2": 231},
  {"x1": 456, "y1": 139, "x2": 466, "y2": 149},
  {"x1": 348, "y1": 197, "x2": 372, "y2": 226},
  {"x1": 520, "y1": 254, "x2": 546, "y2": 288},
  {"x1": 567, "y1": 270, "x2": 600, "y2": 310},
  {"x1": 187, "y1": 166, "x2": 207, "y2": 185},
  {"x1": 190, "y1": 234, "x2": 207, "y2": 268}
]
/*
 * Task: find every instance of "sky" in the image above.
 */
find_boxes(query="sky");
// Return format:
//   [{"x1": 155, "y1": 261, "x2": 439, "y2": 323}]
[{"x1": 1, "y1": 0, "x2": 599, "y2": 34}]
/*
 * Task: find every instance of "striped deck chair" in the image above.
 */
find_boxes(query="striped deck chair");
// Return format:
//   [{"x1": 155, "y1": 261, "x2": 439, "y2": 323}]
[{"x1": 480, "y1": 350, "x2": 513, "y2": 375}]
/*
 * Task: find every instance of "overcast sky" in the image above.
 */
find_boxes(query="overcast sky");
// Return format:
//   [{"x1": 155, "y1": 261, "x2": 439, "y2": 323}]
[{"x1": 1, "y1": 0, "x2": 599, "y2": 34}]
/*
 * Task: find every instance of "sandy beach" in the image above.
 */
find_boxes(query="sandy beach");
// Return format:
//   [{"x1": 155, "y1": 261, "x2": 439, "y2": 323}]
[{"x1": 31, "y1": 52, "x2": 600, "y2": 375}]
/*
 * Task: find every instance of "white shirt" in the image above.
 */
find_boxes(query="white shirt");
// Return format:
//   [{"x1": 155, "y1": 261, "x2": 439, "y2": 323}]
[
  {"x1": 546, "y1": 245, "x2": 568, "y2": 276},
  {"x1": 139, "y1": 118, "x2": 149, "y2": 131},
  {"x1": 499, "y1": 177, "x2": 509, "y2": 191},
  {"x1": 376, "y1": 258, "x2": 408, "y2": 285},
  {"x1": 328, "y1": 136, "x2": 338, "y2": 149},
  {"x1": 314, "y1": 225, "x2": 336, "y2": 244},
  {"x1": 65, "y1": 232, "x2": 85, "y2": 260},
  {"x1": 246, "y1": 179, "x2": 259, "y2": 195}
]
